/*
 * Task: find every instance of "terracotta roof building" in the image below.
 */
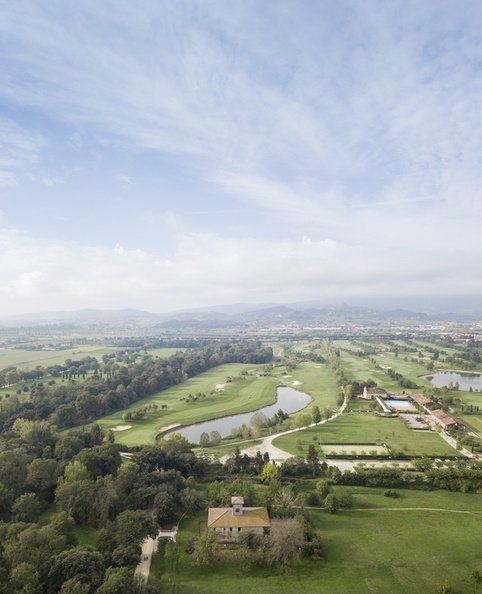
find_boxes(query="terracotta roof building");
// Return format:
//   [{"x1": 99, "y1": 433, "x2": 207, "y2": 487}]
[
  {"x1": 207, "y1": 496, "x2": 270, "y2": 541},
  {"x1": 409, "y1": 393, "x2": 434, "y2": 408},
  {"x1": 431, "y1": 409, "x2": 460, "y2": 430}
]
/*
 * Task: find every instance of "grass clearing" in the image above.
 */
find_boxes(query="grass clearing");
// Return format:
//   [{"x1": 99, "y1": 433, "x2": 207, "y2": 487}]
[
  {"x1": 152, "y1": 488, "x2": 482, "y2": 594},
  {"x1": 90, "y1": 364, "x2": 279, "y2": 447},
  {"x1": 273, "y1": 412, "x2": 459, "y2": 458}
]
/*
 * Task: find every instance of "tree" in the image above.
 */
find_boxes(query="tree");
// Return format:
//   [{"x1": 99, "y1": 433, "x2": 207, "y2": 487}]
[
  {"x1": 209, "y1": 430, "x2": 222, "y2": 445},
  {"x1": 154, "y1": 490, "x2": 176, "y2": 525},
  {"x1": 111, "y1": 544, "x2": 141, "y2": 568},
  {"x1": 323, "y1": 407, "x2": 332, "y2": 421},
  {"x1": 181, "y1": 488, "x2": 204, "y2": 515},
  {"x1": 315, "y1": 479, "x2": 330, "y2": 500},
  {"x1": 193, "y1": 529, "x2": 218, "y2": 565},
  {"x1": 324, "y1": 494, "x2": 339, "y2": 513},
  {"x1": 63, "y1": 460, "x2": 91, "y2": 483},
  {"x1": 96, "y1": 567, "x2": 138, "y2": 594},
  {"x1": 27, "y1": 458, "x2": 58, "y2": 492},
  {"x1": 48, "y1": 547, "x2": 105, "y2": 592},
  {"x1": 112, "y1": 510, "x2": 158, "y2": 548},
  {"x1": 266, "y1": 519, "x2": 304, "y2": 567},
  {"x1": 10, "y1": 562, "x2": 41, "y2": 594},
  {"x1": 306, "y1": 444, "x2": 319, "y2": 466},
  {"x1": 59, "y1": 579, "x2": 90, "y2": 594},
  {"x1": 260, "y1": 463, "x2": 280, "y2": 486},
  {"x1": 312, "y1": 406, "x2": 321, "y2": 424},
  {"x1": 272, "y1": 485, "x2": 297, "y2": 519},
  {"x1": 199, "y1": 432, "x2": 210, "y2": 448},
  {"x1": 11, "y1": 493, "x2": 41, "y2": 523}
]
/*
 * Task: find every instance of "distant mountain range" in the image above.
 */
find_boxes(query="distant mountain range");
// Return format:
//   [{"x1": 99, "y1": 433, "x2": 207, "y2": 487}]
[{"x1": 0, "y1": 301, "x2": 480, "y2": 329}]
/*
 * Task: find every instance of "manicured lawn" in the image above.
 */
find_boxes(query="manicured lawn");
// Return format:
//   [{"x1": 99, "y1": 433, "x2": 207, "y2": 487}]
[
  {"x1": 90, "y1": 364, "x2": 279, "y2": 446},
  {"x1": 278, "y1": 361, "x2": 339, "y2": 412},
  {"x1": 273, "y1": 412, "x2": 459, "y2": 457},
  {"x1": 375, "y1": 351, "x2": 432, "y2": 384},
  {"x1": 152, "y1": 489, "x2": 482, "y2": 593},
  {"x1": 338, "y1": 350, "x2": 401, "y2": 390},
  {"x1": 461, "y1": 415, "x2": 482, "y2": 437}
]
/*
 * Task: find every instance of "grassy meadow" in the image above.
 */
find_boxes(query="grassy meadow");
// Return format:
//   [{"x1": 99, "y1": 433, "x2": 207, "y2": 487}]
[{"x1": 152, "y1": 487, "x2": 482, "y2": 594}]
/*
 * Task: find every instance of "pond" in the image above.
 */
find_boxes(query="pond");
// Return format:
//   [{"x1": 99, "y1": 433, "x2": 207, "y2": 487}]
[
  {"x1": 430, "y1": 371, "x2": 482, "y2": 392},
  {"x1": 164, "y1": 385, "x2": 311, "y2": 444}
]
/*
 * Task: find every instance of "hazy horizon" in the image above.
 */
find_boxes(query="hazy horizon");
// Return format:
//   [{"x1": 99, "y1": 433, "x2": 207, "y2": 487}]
[{"x1": 1, "y1": 2, "x2": 482, "y2": 315}]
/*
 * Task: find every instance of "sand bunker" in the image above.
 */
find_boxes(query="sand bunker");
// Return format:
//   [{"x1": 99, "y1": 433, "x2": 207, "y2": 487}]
[
  {"x1": 214, "y1": 383, "x2": 225, "y2": 392},
  {"x1": 111, "y1": 425, "x2": 132, "y2": 432},
  {"x1": 292, "y1": 380, "x2": 302, "y2": 386}
]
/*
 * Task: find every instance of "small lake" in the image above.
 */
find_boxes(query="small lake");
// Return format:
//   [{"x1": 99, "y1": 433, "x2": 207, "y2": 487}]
[
  {"x1": 430, "y1": 371, "x2": 482, "y2": 392},
  {"x1": 165, "y1": 386, "x2": 311, "y2": 444}
]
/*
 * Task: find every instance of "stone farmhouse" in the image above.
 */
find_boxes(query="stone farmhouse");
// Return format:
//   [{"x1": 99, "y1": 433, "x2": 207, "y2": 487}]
[{"x1": 207, "y1": 496, "x2": 270, "y2": 541}]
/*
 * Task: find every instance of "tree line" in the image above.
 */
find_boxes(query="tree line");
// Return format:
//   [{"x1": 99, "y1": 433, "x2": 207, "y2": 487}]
[{"x1": 0, "y1": 342, "x2": 273, "y2": 433}]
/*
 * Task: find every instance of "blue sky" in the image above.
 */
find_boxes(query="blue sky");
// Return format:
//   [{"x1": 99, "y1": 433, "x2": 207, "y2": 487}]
[{"x1": 1, "y1": 1, "x2": 482, "y2": 314}]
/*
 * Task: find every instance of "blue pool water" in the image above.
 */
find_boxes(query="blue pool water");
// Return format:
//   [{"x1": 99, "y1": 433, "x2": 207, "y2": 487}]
[{"x1": 385, "y1": 399, "x2": 414, "y2": 408}]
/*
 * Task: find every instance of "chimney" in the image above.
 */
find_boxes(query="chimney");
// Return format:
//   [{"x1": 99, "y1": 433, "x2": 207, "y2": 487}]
[{"x1": 231, "y1": 496, "x2": 244, "y2": 516}]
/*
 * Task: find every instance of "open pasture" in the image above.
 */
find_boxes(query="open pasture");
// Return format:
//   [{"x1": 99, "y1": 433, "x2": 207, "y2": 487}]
[
  {"x1": 152, "y1": 488, "x2": 482, "y2": 594},
  {"x1": 0, "y1": 345, "x2": 119, "y2": 370}
]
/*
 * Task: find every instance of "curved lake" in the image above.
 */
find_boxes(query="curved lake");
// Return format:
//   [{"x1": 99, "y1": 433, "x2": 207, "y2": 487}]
[
  {"x1": 430, "y1": 371, "x2": 482, "y2": 392},
  {"x1": 165, "y1": 386, "x2": 311, "y2": 444}
]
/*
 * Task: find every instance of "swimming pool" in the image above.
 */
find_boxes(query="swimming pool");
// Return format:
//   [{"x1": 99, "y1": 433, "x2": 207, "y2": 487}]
[{"x1": 385, "y1": 399, "x2": 416, "y2": 410}]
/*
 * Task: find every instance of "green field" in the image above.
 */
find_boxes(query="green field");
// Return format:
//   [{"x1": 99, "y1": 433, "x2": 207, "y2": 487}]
[
  {"x1": 91, "y1": 364, "x2": 279, "y2": 447},
  {"x1": 0, "y1": 345, "x2": 182, "y2": 372},
  {"x1": 337, "y1": 346, "x2": 432, "y2": 393},
  {"x1": 152, "y1": 487, "x2": 482, "y2": 594},
  {"x1": 278, "y1": 361, "x2": 339, "y2": 412},
  {"x1": 461, "y1": 415, "x2": 482, "y2": 437},
  {"x1": 273, "y1": 412, "x2": 459, "y2": 458},
  {"x1": 0, "y1": 345, "x2": 121, "y2": 370}
]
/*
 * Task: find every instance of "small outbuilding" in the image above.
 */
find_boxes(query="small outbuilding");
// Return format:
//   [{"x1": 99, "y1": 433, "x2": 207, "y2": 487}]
[
  {"x1": 360, "y1": 386, "x2": 388, "y2": 400},
  {"x1": 207, "y1": 497, "x2": 270, "y2": 541}
]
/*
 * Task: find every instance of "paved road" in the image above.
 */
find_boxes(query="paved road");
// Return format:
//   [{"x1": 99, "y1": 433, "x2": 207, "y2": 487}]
[
  {"x1": 221, "y1": 397, "x2": 349, "y2": 464},
  {"x1": 134, "y1": 536, "x2": 157, "y2": 581},
  {"x1": 135, "y1": 528, "x2": 178, "y2": 581}
]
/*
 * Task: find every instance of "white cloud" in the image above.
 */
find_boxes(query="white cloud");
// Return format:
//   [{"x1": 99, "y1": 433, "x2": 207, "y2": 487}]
[
  {"x1": 0, "y1": 228, "x2": 480, "y2": 315},
  {"x1": 0, "y1": 2, "x2": 481, "y2": 311}
]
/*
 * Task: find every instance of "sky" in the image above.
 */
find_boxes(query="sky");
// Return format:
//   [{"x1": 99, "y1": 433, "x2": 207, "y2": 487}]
[{"x1": 1, "y1": 0, "x2": 482, "y2": 315}]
